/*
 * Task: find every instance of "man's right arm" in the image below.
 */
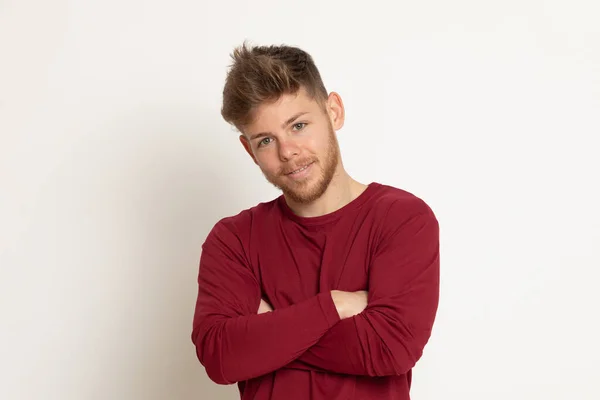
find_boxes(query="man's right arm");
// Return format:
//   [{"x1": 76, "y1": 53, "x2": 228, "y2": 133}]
[{"x1": 191, "y1": 220, "x2": 343, "y2": 385}]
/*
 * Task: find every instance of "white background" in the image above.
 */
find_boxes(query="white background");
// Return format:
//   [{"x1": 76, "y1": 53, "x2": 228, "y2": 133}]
[{"x1": 1, "y1": 1, "x2": 599, "y2": 399}]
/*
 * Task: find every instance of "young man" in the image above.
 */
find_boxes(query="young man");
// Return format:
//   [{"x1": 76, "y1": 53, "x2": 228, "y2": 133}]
[{"x1": 191, "y1": 43, "x2": 440, "y2": 400}]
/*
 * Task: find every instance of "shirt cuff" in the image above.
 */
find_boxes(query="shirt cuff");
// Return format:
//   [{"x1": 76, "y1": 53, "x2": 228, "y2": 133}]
[{"x1": 316, "y1": 291, "x2": 341, "y2": 328}]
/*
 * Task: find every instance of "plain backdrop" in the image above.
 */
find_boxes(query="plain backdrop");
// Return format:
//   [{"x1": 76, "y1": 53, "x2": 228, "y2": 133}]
[{"x1": 1, "y1": 1, "x2": 599, "y2": 399}]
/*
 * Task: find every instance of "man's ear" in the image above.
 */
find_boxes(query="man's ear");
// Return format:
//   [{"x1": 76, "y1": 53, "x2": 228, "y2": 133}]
[
  {"x1": 239, "y1": 135, "x2": 258, "y2": 165},
  {"x1": 326, "y1": 92, "x2": 345, "y2": 131}
]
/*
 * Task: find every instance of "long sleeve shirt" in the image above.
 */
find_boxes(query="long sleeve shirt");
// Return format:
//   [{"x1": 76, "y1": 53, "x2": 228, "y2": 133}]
[{"x1": 191, "y1": 182, "x2": 440, "y2": 399}]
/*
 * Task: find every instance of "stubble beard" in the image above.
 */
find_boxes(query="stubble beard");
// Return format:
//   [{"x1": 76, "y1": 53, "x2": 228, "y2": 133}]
[{"x1": 264, "y1": 128, "x2": 340, "y2": 205}]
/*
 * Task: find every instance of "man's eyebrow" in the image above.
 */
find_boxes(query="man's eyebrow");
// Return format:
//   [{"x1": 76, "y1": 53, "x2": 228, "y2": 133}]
[{"x1": 249, "y1": 112, "x2": 309, "y2": 140}]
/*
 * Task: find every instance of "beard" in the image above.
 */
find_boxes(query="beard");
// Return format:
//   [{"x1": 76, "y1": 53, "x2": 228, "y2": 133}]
[{"x1": 262, "y1": 126, "x2": 340, "y2": 204}]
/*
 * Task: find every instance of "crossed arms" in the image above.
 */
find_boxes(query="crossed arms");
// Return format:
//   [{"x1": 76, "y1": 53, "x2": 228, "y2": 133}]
[{"x1": 191, "y1": 203, "x2": 440, "y2": 385}]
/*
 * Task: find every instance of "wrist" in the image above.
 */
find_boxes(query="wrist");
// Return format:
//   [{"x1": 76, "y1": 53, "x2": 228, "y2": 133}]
[
  {"x1": 330, "y1": 290, "x2": 348, "y2": 319},
  {"x1": 330, "y1": 289, "x2": 368, "y2": 320}
]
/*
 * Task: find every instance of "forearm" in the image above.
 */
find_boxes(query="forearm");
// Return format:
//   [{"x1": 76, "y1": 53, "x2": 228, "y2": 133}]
[
  {"x1": 193, "y1": 291, "x2": 340, "y2": 384},
  {"x1": 286, "y1": 297, "x2": 436, "y2": 376}
]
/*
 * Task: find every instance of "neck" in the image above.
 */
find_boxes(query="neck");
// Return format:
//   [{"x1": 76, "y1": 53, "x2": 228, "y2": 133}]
[{"x1": 284, "y1": 168, "x2": 368, "y2": 218}]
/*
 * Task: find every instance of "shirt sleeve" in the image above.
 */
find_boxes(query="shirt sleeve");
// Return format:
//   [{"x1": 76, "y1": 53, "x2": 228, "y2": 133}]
[
  {"x1": 191, "y1": 219, "x2": 341, "y2": 385},
  {"x1": 285, "y1": 200, "x2": 440, "y2": 376}
]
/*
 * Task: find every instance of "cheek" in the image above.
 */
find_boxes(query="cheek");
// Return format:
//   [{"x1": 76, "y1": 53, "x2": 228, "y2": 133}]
[
  {"x1": 298, "y1": 134, "x2": 319, "y2": 153},
  {"x1": 312, "y1": 136, "x2": 330, "y2": 155},
  {"x1": 255, "y1": 153, "x2": 280, "y2": 173}
]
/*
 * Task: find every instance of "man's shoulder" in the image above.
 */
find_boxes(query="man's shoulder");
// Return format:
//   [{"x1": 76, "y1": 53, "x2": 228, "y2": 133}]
[
  {"x1": 370, "y1": 182, "x2": 435, "y2": 218},
  {"x1": 366, "y1": 183, "x2": 438, "y2": 242},
  {"x1": 207, "y1": 197, "x2": 279, "y2": 239}
]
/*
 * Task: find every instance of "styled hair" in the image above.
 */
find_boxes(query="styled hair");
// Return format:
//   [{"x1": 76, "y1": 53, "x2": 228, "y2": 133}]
[{"x1": 221, "y1": 41, "x2": 328, "y2": 132}]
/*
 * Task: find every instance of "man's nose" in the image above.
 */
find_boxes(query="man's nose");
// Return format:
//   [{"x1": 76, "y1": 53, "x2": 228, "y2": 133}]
[{"x1": 278, "y1": 137, "x2": 300, "y2": 161}]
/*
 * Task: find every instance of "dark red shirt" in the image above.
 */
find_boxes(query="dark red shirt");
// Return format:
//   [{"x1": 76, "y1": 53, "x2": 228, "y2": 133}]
[{"x1": 192, "y1": 183, "x2": 440, "y2": 399}]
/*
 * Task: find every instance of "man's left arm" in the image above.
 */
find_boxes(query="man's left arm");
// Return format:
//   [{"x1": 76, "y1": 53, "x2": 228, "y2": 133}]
[{"x1": 285, "y1": 201, "x2": 440, "y2": 376}]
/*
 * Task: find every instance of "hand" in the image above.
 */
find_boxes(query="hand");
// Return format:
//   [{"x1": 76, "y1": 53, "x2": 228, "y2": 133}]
[
  {"x1": 330, "y1": 290, "x2": 368, "y2": 320},
  {"x1": 257, "y1": 298, "x2": 273, "y2": 314}
]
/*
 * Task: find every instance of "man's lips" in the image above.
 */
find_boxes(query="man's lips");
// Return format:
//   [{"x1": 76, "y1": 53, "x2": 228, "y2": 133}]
[{"x1": 284, "y1": 161, "x2": 314, "y2": 175}]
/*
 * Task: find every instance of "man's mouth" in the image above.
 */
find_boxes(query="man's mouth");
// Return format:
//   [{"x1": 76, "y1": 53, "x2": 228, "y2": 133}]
[{"x1": 285, "y1": 162, "x2": 314, "y2": 175}]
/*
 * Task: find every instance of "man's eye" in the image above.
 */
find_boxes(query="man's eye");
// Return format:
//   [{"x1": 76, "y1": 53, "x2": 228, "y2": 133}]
[
  {"x1": 259, "y1": 137, "x2": 273, "y2": 146},
  {"x1": 292, "y1": 123, "x2": 306, "y2": 131}
]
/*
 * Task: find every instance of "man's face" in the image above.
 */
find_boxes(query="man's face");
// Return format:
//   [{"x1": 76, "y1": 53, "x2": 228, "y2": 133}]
[{"x1": 240, "y1": 88, "x2": 343, "y2": 204}]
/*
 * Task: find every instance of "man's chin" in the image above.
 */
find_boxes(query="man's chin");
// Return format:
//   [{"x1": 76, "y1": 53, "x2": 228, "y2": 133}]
[
  {"x1": 266, "y1": 172, "x2": 329, "y2": 204},
  {"x1": 282, "y1": 182, "x2": 328, "y2": 204}
]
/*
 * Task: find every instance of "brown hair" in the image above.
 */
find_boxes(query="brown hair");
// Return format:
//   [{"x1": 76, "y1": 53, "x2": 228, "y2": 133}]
[{"x1": 221, "y1": 42, "x2": 328, "y2": 133}]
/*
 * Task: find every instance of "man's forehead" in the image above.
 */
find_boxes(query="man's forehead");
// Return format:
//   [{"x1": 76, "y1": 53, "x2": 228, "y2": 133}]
[{"x1": 248, "y1": 94, "x2": 315, "y2": 129}]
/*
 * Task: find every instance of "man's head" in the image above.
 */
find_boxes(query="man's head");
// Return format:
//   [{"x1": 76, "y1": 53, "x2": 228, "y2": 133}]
[{"x1": 221, "y1": 42, "x2": 345, "y2": 204}]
